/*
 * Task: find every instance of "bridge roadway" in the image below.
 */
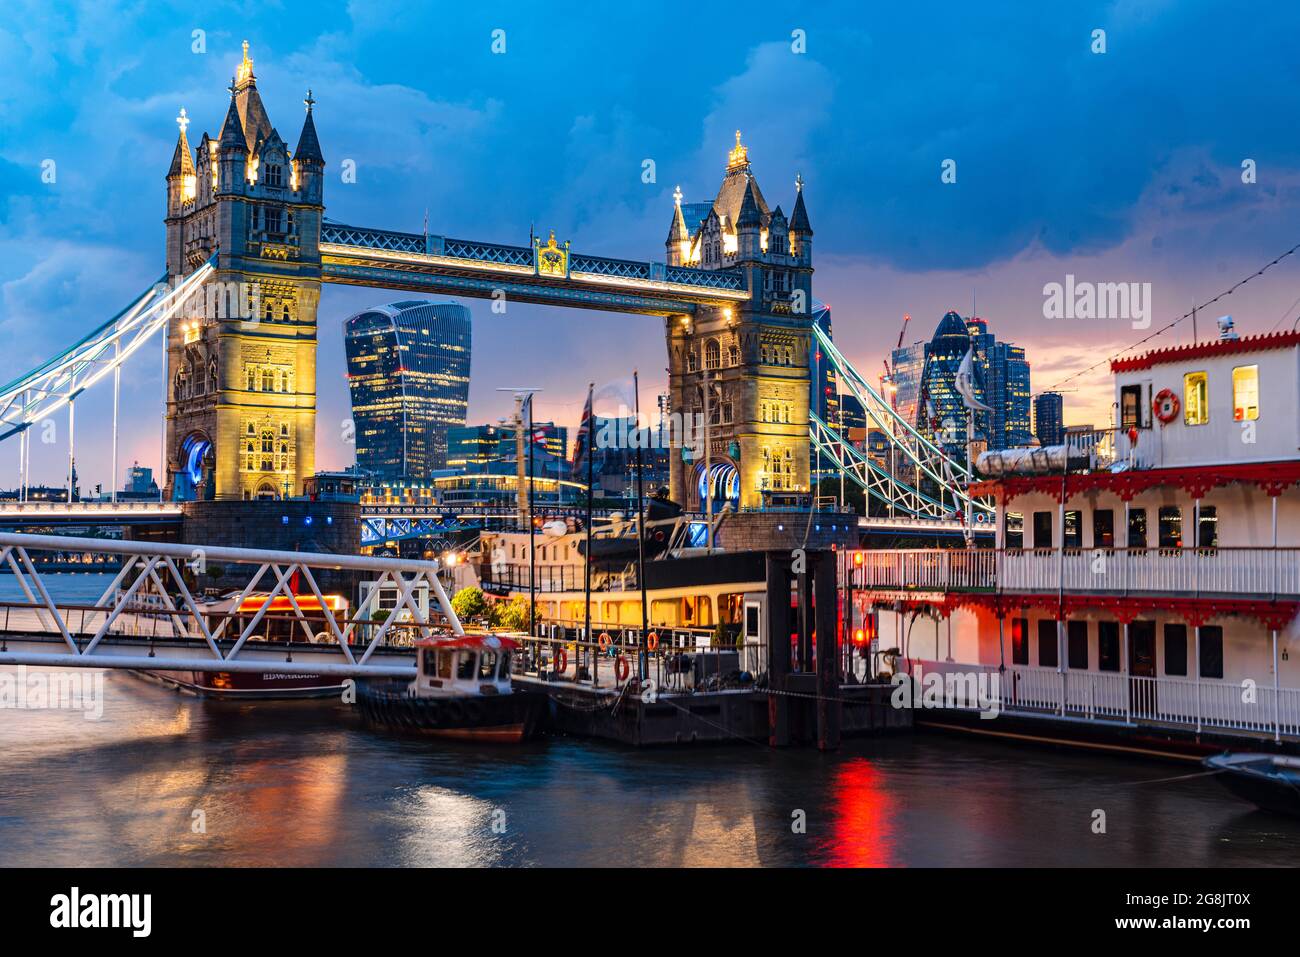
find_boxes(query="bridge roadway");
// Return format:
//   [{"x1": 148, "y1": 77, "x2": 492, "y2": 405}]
[{"x1": 0, "y1": 500, "x2": 992, "y2": 541}]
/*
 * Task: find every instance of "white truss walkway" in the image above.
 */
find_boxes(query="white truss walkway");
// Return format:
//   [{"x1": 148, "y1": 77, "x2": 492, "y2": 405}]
[{"x1": 0, "y1": 532, "x2": 461, "y2": 679}]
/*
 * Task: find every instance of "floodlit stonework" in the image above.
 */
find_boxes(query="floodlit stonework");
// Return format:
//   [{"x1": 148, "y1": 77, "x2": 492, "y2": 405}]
[{"x1": 163, "y1": 43, "x2": 323, "y2": 501}]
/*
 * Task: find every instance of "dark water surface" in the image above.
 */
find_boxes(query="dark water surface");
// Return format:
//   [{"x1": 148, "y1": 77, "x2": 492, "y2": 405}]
[
  {"x1": 1, "y1": 576, "x2": 1298, "y2": 866},
  {"x1": 3, "y1": 667, "x2": 1300, "y2": 867}
]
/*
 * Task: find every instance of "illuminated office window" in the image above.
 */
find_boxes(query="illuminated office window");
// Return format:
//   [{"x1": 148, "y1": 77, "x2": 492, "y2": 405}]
[
  {"x1": 1232, "y1": 365, "x2": 1259, "y2": 421},
  {"x1": 1183, "y1": 371, "x2": 1208, "y2": 426}
]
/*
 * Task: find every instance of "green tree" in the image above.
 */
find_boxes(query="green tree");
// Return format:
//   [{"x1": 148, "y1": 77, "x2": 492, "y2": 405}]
[
  {"x1": 451, "y1": 586, "x2": 489, "y2": 622},
  {"x1": 492, "y1": 596, "x2": 532, "y2": 631}
]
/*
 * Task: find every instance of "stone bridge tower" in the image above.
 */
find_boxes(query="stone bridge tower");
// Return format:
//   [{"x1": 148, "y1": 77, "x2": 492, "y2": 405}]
[
  {"x1": 664, "y1": 133, "x2": 814, "y2": 510},
  {"x1": 163, "y1": 42, "x2": 324, "y2": 501}
]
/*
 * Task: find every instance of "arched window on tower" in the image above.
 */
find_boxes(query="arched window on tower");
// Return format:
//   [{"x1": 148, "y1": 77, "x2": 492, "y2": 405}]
[
  {"x1": 705, "y1": 338, "x2": 721, "y2": 370},
  {"x1": 728, "y1": 343, "x2": 739, "y2": 367},
  {"x1": 260, "y1": 429, "x2": 275, "y2": 471}
]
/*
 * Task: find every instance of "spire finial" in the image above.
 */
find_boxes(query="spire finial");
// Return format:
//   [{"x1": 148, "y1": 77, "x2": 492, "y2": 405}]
[
  {"x1": 304, "y1": 88, "x2": 315, "y2": 112},
  {"x1": 796, "y1": 172, "x2": 804, "y2": 193},
  {"x1": 727, "y1": 130, "x2": 749, "y2": 171},
  {"x1": 235, "y1": 39, "x2": 255, "y2": 88},
  {"x1": 673, "y1": 184, "x2": 682, "y2": 206},
  {"x1": 176, "y1": 108, "x2": 190, "y2": 135}
]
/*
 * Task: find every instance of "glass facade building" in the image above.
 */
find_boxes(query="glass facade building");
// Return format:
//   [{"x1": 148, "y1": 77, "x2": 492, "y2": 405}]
[
  {"x1": 343, "y1": 300, "x2": 471, "y2": 478},
  {"x1": 1034, "y1": 391, "x2": 1065, "y2": 446}
]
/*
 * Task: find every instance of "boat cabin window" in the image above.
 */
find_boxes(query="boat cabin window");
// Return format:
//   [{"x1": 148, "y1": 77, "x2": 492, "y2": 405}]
[
  {"x1": 1092, "y1": 509, "x2": 1114, "y2": 548},
  {"x1": 1164, "y1": 624, "x2": 1187, "y2": 676},
  {"x1": 1063, "y1": 510, "x2": 1082, "y2": 549},
  {"x1": 478, "y1": 650, "x2": 497, "y2": 680},
  {"x1": 1199, "y1": 626, "x2": 1224, "y2": 679},
  {"x1": 1004, "y1": 512, "x2": 1023, "y2": 550},
  {"x1": 422, "y1": 652, "x2": 438, "y2": 676},
  {"x1": 1232, "y1": 364, "x2": 1259, "y2": 421},
  {"x1": 1098, "y1": 621, "x2": 1120, "y2": 672},
  {"x1": 436, "y1": 650, "x2": 453, "y2": 679},
  {"x1": 1158, "y1": 506, "x2": 1182, "y2": 548},
  {"x1": 1128, "y1": 508, "x2": 1148, "y2": 548},
  {"x1": 1011, "y1": 618, "x2": 1029, "y2": 665},
  {"x1": 498, "y1": 652, "x2": 511, "y2": 680},
  {"x1": 1119, "y1": 384, "x2": 1144, "y2": 430},
  {"x1": 456, "y1": 653, "x2": 477, "y2": 680},
  {"x1": 1183, "y1": 371, "x2": 1209, "y2": 426},
  {"x1": 1031, "y1": 511, "x2": 1053, "y2": 549},
  {"x1": 1067, "y1": 621, "x2": 1088, "y2": 670},
  {"x1": 1197, "y1": 505, "x2": 1218, "y2": 548},
  {"x1": 1036, "y1": 619, "x2": 1058, "y2": 668}
]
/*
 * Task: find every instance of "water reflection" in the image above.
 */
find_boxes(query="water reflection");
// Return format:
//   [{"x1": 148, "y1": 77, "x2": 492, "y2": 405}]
[{"x1": 2, "y1": 662, "x2": 1300, "y2": 867}]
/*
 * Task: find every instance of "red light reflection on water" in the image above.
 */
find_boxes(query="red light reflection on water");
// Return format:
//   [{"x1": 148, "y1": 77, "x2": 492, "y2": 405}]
[{"x1": 817, "y1": 757, "x2": 896, "y2": 867}]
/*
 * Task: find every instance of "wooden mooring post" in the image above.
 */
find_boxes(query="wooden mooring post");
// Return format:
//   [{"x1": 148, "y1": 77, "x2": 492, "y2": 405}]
[{"x1": 765, "y1": 549, "x2": 841, "y2": 750}]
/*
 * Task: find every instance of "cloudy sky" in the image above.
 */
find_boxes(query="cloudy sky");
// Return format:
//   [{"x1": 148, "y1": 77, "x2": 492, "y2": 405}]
[{"x1": 3, "y1": 1, "x2": 1300, "y2": 491}]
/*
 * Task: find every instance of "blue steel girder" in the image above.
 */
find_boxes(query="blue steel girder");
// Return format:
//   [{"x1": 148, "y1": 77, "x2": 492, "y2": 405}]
[{"x1": 319, "y1": 224, "x2": 749, "y2": 317}]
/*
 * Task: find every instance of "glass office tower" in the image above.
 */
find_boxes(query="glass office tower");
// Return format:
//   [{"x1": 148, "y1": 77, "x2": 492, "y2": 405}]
[{"x1": 343, "y1": 300, "x2": 471, "y2": 477}]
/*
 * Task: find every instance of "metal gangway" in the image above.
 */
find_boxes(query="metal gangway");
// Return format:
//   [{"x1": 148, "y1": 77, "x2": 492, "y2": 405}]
[{"x1": 0, "y1": 532, "x2": 464, "y2": 679}]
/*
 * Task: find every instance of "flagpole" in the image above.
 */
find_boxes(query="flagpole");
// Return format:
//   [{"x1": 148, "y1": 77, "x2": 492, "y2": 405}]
[
  {"x1": 583, "y1": 382, "x2": 595, "y2": 682},
  {"x1": 528, "y1": 396, "x2": 537, "y2": 639},
  {"x1": 633, "y1": 370, "x2": 650, "y2": 681}
]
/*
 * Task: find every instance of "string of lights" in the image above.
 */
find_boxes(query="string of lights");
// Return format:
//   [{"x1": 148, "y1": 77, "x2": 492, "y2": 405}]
[{"x1": 1043, "y1": 239, "x2": 1300, "y2": 393}]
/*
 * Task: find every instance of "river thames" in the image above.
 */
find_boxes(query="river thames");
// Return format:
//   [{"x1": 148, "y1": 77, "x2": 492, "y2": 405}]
[{"x1": 1, "y1": 574, "x2": 1299, "y2": 867}]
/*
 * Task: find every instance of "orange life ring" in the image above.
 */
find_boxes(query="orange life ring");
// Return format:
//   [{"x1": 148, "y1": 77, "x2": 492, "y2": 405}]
[
  {"x1": 598, "y1": 632, "x2": 612, "y2": 652},
  {"x1": 615, "y1": 654, "x2": 630, "y2": 682},
  {"x1": 646, "y1": 631, "x2": 659, "y2": 652},
  {"x1": 554, "y1": 647, "x2": 567, "y2": 674},
  {"x1": 1153, "y1": 389, "x2": 1180, "y2": 425}
]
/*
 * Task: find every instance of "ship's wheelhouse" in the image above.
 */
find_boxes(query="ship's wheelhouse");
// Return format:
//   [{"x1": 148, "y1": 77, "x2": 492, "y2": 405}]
[{"x1": 414, "y1": 638, "x2": 515, "y2": 696}]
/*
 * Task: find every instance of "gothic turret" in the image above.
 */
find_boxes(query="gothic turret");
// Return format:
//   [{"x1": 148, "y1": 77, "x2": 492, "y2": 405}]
[
  {"x1": 293, "y1": 91, "x2": 325, "y2": 203},
  {"x1": 665, "y1": 185, "x2": 690, "y2": 266},
  {"x1": 790, "y1": 174, "x2": 813, "y2": 262},
  {"x1": 735, "y1": 177, "x2": 763, "y2": 260},
  {"x1": 166, "y1": 109, "x2": 197, "y2": 217},
  {"x1": 216, "y1": 82, "x2": 248, "y2": 193}
]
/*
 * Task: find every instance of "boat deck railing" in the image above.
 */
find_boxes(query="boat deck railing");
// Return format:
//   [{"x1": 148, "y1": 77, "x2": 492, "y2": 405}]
[{"x1": 507, "y1": 623, "x2": 766, "y2": 695}]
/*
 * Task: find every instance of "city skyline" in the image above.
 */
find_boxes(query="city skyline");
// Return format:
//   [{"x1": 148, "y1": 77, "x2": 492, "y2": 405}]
[{"x1": 5, "y1": 4, "x2": 1300, "y2": 488}]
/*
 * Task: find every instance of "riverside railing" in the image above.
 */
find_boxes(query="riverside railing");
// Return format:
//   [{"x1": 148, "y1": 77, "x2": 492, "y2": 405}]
[{"x1": 854, "y1": 546, "x2": 1300, "y2": 598}]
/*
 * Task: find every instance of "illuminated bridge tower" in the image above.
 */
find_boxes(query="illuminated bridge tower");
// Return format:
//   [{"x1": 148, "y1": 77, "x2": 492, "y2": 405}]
[
  {"x1": 163, "y1": 42, "x2": 324, "y2": 501},
  {"x1": 664, "y1": 133, "x2": 814, "y2": 510}
]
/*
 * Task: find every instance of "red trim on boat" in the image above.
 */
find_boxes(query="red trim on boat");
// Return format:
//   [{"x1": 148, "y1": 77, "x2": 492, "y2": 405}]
[
  {"x1": 873, "y1": 592, "x2": 1300, "y2": 630},
  {"x1": 970, "y1": 459, "x2": 1300, "y2": 503},
  {"x1": 1110, "y1": 329, "x2": 1300, "y2": 372}
]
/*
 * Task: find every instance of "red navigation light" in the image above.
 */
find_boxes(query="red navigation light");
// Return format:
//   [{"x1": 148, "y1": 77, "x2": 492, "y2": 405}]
[{"x1": 852, "y1": 628, "x2": 867, "y2": 646}]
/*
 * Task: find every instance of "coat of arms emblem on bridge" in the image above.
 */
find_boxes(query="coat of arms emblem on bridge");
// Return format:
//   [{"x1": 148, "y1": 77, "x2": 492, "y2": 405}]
[{"x1": 534, "y1": 229, "x2": 570, "y2": 278}]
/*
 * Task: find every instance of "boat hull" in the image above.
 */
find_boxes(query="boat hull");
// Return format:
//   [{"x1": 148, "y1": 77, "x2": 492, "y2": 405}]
[
  {"x1": 1204, "y1": 753, "x2": 1300, "y2": 817},
  {"x1": 358, "y1": 683, "x2": 545, "y2": 743},
  {"x1": 134, "y1": 669, "x2": 345, "y2": 699}
]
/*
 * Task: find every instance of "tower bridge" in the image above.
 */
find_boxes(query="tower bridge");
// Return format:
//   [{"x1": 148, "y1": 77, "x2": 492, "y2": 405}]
[{"x1": 0, "y1": 40, "x2": 986, "y2": 529}]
